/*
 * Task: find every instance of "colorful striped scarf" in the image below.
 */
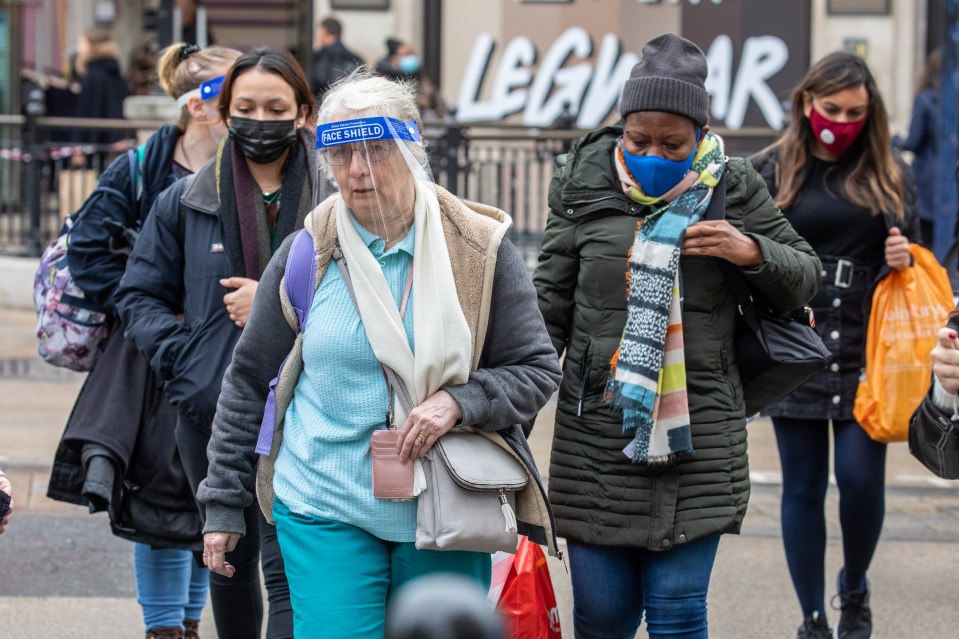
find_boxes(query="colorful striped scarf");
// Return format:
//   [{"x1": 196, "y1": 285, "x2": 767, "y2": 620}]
[{"x1": 607, "y1": 132, "x2": 725, "y2": 464}]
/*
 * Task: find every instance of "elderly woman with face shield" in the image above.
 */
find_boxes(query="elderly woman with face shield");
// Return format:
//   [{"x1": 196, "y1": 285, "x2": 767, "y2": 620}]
[
  {"x1": 533, "y1": 33, "x2": 821, "y2": 639},
  {"x1": 117, "y1": 46, "x2": 316, "y2": 639},
  {"x1": 193, "y1": 71, "x2": 562, "y2": 637}
]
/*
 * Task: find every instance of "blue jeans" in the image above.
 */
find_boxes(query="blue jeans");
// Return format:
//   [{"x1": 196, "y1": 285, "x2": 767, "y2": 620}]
[
  {"x1": 567, "y1": 535, "x2": 721, "y2": 639},
  {"x1": 134, "y1": 542, "x2": 209, "y2": 631},
  {"x1": 273, "y1": 499, "x2": 491, "y2": 639}
]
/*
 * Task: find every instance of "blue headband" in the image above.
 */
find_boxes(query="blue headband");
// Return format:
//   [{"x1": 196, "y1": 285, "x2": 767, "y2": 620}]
[
  {"x1": 316, "y1": 117, "x2": 421, "y2": 150},
  {"x1": 200, "y1": 76, "x2": 225, "y2": 101},
  {"x1": 175, "y1": 75, "x2": 225, "y2": 109}
]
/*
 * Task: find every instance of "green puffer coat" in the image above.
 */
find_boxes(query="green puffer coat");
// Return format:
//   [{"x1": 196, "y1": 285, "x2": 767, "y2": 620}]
[{"x1": 534, "y1": 125, "x2": 821, "y2": 550}]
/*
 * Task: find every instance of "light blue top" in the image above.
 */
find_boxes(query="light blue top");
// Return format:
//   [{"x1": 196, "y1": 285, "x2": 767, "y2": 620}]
[{"x1": 273, "y1": 216, "x2": 417, "y2": 541}]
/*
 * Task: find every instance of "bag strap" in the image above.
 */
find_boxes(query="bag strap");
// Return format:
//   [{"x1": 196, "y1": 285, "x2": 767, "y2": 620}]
[
  {"x1": 331, "y1": 242, "x2": 416, "y2": 415},
  {"x1": 126, "y1": 147, "x2": 142, "y2": 221},
  {"x1": 283, "y1": 228, "x2": 320, "y2": 333},
  {"x1": 701, "y1": 175, "x2": 765, "y2": 333}
]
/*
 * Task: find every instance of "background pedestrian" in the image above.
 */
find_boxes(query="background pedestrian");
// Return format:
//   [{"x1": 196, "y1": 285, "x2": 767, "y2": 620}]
[
  {"x1": 751, "y1": 51, "x2": 921, "y2": 639},
  {"x1": 895, "y1": 48, "x2": 942, "y2": 245},
  {"x1": 0, "y1": 470, "x2": 12, "y2": 535},
  {"x1": 48, "y1": 41, "x2": 242, "y2": 639},
  {"x1": 309, "y1": 16, "x2": 364, "y2": 97},
  {"x1": 116, "y1": 46, "x2": 316, "y2": 639},
  {"x1": 73, "y1": 26, "x2": 129, "y2": 146}
]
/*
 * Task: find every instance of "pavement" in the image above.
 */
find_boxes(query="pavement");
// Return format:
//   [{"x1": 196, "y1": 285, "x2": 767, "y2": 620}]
[{"x1": 1, "y1": 305, "x2": 958, "y2": 638}]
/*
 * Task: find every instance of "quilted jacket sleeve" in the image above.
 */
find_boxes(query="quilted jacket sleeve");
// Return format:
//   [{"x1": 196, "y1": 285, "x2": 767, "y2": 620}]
[{"x1": 726, "y1": 157, "x2": 822, "y2": 312}]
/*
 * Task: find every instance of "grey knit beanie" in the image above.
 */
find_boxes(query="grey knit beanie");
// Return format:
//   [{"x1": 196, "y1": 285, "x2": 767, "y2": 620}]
[{"x1": 619, "y1": 33, "x2": 709, "y2": 126}]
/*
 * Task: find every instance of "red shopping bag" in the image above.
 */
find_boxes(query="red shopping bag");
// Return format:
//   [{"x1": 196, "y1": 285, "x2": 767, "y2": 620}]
[{"x1": 497, "y1": 536, "x2": 562, "y2": 639}]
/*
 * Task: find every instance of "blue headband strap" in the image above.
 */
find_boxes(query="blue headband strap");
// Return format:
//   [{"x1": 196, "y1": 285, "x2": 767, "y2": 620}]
[
  {"x1": 175, "y1": 75, "x2": 225, "y2": 109},
  {"x1": 200, "y1": 76, "x2": 225, "y2": 101},
  {"x1": 316, "y1": 117, "x2": 421, "y2": 150}
]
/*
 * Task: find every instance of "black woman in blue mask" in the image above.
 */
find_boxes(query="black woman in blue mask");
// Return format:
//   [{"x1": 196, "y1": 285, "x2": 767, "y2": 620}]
[{"x1": 533, "y1": 33, "x2": 820, "y2": 639}]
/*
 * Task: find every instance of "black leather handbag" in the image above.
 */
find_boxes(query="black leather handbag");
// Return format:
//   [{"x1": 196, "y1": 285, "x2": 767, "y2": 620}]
[
  {"x1": 705, "y1": 178, "x2": 831, "y2": 416},
  {"x1": 722, "y1": 264, "x2": 832, "y2": 415},
  {"x1": 908, "y1": 394, "x2": 959, "y2": 479}
]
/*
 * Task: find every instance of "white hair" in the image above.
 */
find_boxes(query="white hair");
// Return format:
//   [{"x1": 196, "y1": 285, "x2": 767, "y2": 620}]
[{"x1": 317, "y1": 68, "x2": 428, "y2": 180}]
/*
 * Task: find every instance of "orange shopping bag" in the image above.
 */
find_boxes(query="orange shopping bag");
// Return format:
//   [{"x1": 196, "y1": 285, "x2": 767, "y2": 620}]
[
  {"x1": 854, "y1": 244, "x2": 954, "y2": 442},
  {"x1": 497, "y1": 536, "x2": 562, "y2": 639}
]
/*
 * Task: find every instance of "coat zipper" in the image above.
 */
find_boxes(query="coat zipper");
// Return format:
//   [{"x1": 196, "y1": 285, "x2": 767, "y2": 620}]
[{"x1": 577, "y1": 339, "x2": 592, "y2": 417}]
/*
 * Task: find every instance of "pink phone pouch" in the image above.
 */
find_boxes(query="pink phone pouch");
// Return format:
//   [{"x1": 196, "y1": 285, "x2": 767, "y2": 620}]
[{"x1": 370, "y1": 429, "x2": 414, "y2": 500}]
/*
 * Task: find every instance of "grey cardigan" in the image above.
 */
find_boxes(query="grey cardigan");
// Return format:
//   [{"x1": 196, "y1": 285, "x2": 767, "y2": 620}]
[{"x1": 197, "y1": 200, "x2": 562, "y2": 549}]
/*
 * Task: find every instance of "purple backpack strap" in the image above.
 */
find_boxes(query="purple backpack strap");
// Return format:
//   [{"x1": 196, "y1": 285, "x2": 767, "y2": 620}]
[
  {"x1": 284, "y1": 228, "x2": 320, "y2": 331},
  {"x1": 255, "y1": 229, "x2": 317, "y2": 455}
]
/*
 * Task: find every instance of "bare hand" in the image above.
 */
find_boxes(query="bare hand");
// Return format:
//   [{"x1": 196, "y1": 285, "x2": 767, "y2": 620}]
[
  {"x1": 203, "y1": 531, "x2": 240, "y2": 577},
  {"x1": 396, "y1": 390, "x2": 462, "y2": 462},
  {"x1": 0, "y1": 472, "x2": 13, "y2": 535},
  {"x1": 885, "y1": 227, "x2": 910, "y2": 271},
  {"x1": 682, "y1": 220, "x2": 763, "y2": 267},
  {"x1": 933, "y1": 327, "x2": 959, "y2": 395},
  {"x1": 220, "y1": 277, "x2": 258, "y2": 327}
]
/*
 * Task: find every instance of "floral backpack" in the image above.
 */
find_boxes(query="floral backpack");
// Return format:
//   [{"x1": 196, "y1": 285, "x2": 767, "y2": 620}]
[{"x1": 33, "y1": 149, "x2": 139, "y2": 372}]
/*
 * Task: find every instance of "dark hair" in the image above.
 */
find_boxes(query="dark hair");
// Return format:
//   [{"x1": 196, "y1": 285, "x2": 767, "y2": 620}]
[
  {"x1": 764, "y1": 51, "x2": 905, "y2": 220},
  {"x1": 386, "y1": 37, "x2": 403, "y2": 57},
  {"x1": 217, "y1": 46, "x2": 316, "y2": 124},
  {"x1": 319, "y1": 17, "x2": 343, "y2": 39}
]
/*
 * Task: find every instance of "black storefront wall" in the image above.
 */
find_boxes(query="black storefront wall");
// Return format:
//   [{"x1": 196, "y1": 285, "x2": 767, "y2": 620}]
[{"x1": 681, "y1": 0, "x2": 811, "y2": 156}]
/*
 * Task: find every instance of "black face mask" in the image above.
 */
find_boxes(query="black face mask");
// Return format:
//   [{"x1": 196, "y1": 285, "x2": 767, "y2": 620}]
[{"x1": 228, "y1": 117, "x2": 297, "y2": 164}]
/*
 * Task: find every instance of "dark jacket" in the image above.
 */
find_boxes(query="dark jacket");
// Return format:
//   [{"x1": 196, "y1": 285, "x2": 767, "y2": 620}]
[
  {"x1": 74, "y1": 57, "x2": 128, "y2": 145},
  {"x1": 116, "y1": 132, "x2": 314, "y2": 431},
  {"x1": 47, "y1": 328, "x2": 200, "y2": 549},
  {"x1": 750, "y1": 147, "x2": 921, "y2": 420},
  {"x1": 896, "y1": 89, "x2": 938, "y2": 222},
  {"x1": 47, "y1": 124, "x2": 200, "y2": 549},
  {"x1": 909, "y1": 311, "x2": 959, "y2": 479},
  {"x1": 310, "y1": 41, "x2": 364, "y2": 95},
  {"x1": 69, "y1": 123, "x2": 181, "y2": 311},
  {"x1": 535, "y1": 125, "x2": 821, "y2": 550}
]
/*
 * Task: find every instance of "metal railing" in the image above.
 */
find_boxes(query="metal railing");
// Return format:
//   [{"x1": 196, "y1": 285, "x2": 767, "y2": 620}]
[{"x1": 0, "y1": 114, "x2": 778, "y2": 259}]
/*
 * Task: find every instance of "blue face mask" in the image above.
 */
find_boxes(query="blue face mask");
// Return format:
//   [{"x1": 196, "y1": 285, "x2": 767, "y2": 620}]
[
  {"x1": 398, "y1": 54, "x2": 420, "y2": 74},
  {"x1": 621, "y1": 129, "x2": 701, "y2": 197}
]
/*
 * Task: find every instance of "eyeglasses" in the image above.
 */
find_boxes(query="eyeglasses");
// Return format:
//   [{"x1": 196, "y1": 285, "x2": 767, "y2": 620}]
[{"x1": 322, "y1": 141, "x2": 392, "y2": 166}]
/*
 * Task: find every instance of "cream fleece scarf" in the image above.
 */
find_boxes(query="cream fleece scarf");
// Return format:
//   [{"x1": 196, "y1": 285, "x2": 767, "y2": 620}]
[{"x1": 334, "y1": 180, "x2": 473, "y2": 423}]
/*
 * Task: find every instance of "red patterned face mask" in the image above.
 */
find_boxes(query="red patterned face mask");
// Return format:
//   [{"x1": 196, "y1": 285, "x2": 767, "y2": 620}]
[{"x1": 808, "y1": 105, "x2": 867, "y2": 158}]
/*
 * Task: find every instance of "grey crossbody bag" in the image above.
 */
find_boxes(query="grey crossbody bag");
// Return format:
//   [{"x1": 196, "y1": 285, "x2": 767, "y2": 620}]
[{"x1": 333, "y1": 245, "x2": 529, "y2": 554}]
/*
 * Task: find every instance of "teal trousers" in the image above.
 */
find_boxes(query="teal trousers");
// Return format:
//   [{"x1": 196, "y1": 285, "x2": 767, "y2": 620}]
[{"x1": 273, "y1": 499, "x2": 492, "y2": 638}]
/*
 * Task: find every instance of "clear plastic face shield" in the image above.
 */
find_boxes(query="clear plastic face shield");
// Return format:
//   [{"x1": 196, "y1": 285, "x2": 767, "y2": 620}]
[
  {"x1": 316, "y1": 116, "x2": 432, "y2": 245},
  {"x1": 176, "y1": 75, "x2": 227, "y2": 137}
]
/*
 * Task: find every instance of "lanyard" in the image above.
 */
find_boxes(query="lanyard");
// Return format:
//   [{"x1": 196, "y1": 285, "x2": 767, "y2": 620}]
[{"x1": 384, "y1": 261, "x2": 414, "y2": 428}]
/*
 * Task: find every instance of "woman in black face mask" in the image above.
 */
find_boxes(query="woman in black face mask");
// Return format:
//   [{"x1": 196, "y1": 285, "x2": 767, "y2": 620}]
[{"x1": 116, "y1": 46, "x2": 316, "y2": 639}]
